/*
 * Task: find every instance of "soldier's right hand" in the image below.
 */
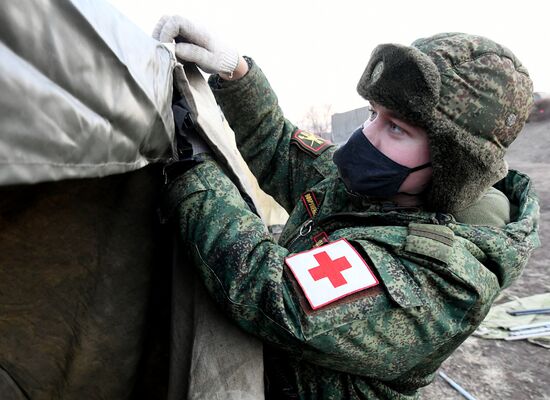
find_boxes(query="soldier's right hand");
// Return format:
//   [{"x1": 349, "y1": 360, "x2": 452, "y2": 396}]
[{"x1": 153, "y1": 15, "x2": 239, "y2": 78}]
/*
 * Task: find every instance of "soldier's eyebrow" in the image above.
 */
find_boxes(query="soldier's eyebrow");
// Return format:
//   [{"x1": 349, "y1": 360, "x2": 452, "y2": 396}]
[
  {"x1": 370, "y1": 102, "x2": 407, "y2": 121},
  {"x1": 370, "y1": 101, "x2": 413, "y2": 126}
]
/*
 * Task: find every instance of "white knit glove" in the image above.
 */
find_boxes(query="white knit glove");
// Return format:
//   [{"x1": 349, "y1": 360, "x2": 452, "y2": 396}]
[{"x1": 153, "y1": 15, "x2": 239, "y2": 76}]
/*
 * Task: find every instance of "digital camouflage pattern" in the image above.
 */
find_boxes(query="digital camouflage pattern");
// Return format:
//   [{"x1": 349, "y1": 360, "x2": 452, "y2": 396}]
[
  {"x1": 165, "y1": 59, "x2": 540, "y2": 399},
  {"x1": 358, "y1": 33, "x2": 534, "y2": 213}
]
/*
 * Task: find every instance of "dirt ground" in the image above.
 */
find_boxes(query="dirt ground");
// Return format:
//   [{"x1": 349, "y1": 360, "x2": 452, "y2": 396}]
[{"x1": 420, "y1": 120, "x2": 550, "y2": 399}]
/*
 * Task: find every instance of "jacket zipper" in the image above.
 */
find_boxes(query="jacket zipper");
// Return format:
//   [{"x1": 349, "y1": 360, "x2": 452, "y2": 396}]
[{"x1": 285, "y1": 219, "x2": 314, "y2": 249}]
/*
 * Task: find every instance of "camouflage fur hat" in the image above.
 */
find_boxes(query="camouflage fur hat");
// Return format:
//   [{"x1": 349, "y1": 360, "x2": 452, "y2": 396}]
[{"x1": 357, "y1": 33, "x2": 533, "y2": 213}]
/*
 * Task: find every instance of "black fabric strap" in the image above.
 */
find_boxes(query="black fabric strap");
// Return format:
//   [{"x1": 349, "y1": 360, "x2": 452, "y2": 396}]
[{"x1": 410, "y1": 161, "x2": 432, "y2": 172}]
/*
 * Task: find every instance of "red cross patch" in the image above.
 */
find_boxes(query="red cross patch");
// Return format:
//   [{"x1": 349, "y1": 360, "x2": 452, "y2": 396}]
[{"x1": 285, "y1": 239, "x2": 379, "y2": 310}]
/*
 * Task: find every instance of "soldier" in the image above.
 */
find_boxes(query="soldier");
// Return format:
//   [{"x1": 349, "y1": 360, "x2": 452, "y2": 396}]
[{"x1": 155, "y1": 16, "x2": 540, "y2": 399}]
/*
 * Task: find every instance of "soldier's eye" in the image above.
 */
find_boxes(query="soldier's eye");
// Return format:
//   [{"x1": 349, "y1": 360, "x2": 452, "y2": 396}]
[
  {"x1": 389, "y1": 122, "x2": 407, "y2": 135},
  {"x1": 367, "y1": 108, "x2": 378, "y2": 121}
]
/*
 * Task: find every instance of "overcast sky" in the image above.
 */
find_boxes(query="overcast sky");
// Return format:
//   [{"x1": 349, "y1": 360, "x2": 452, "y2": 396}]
[{"x1": 109, "y1": 0, "x2": 549, "y2": 123}]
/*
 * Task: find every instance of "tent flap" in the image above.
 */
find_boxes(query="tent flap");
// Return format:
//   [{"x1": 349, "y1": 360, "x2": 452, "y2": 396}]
[{"x1": 0, "y1": 0, "x2": 175, "y2": 185}]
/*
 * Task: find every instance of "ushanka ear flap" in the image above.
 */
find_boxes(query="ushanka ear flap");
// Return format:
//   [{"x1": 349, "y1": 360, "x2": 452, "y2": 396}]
[{"x1": 357, "y1": 43, "x2": 441, "y2": 125}]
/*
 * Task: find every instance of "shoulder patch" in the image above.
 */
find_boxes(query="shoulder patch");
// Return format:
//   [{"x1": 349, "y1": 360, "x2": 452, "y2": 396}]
[
  {"x1": 301, "y1": 191, "x2": 320, "y2": 218},
  {"x1": 291, "y1": 129, "x2": 330, "y2": 156},
  {"x1": 285, "y1": 239, "x2": 378, "y2": 310}
]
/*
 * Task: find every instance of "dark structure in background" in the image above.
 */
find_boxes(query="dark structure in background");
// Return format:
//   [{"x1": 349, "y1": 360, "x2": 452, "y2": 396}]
[{"x1": 330, "y1": 106, "x2": 370, "y2": 145}]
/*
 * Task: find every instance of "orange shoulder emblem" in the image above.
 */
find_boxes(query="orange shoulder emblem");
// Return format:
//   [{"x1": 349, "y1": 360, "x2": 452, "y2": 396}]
[{"x1": 291, "y1": 129, "x2": 331, "y2": 156}]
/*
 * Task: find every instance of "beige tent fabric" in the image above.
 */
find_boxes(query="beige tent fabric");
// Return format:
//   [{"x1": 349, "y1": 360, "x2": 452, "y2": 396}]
[
  {"x1": 172, "y1": 62, "x2": 288, "y2": 226},
  {"x1": 168, "y1": 61, "x2": 289, "y2": 400},
  {"x1": 168, "y1": 243, "x2": 266, "y2": 400},
  {"x1": 1, "y1": 0, "x2": 286, "y2": 226},
  {"x1": 0, "y1": 0, "x2": 175, "y2": 186},
  {"x1": 1, "y1": 2, "x2": 285, "y2": 396}
]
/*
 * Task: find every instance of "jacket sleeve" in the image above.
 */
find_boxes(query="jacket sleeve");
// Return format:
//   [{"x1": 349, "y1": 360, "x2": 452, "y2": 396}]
[
  {"x1": 167, "y1": 158, "x2": 488, "y2": 379},
  {"x1": 208, "y1": 58, "x2": 337, "y2": 212}
]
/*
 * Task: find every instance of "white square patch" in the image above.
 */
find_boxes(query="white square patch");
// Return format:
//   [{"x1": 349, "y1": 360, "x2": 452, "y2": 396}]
[{"x1": 285, "y1": 238, "x2": 379, "y2": 310}]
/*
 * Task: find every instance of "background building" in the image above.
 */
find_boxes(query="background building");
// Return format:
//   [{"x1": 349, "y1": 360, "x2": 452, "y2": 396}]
[{"x1": 330, "y1": 106, "x2": 370, "y2": 144}]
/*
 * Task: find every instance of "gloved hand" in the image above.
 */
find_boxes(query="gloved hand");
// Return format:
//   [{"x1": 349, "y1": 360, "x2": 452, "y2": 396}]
[{"x1": 153, "y1": 15, "x2": 239, "y2": 77}]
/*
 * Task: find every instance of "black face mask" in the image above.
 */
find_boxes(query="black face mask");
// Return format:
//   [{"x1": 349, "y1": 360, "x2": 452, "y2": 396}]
[{"x1": 333, "y1": 128, "x2": 431, "y2": 197}]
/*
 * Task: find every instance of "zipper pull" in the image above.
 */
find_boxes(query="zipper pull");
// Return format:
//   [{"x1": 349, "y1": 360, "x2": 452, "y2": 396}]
[{"x1": 286, "y1": 219, "x2": 313, "y2": 249}]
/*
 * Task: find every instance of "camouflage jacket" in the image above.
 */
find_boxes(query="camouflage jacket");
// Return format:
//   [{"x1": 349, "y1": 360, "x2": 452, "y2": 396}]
[{"x1": 165, "y1": 59, "x2": 540, "y2": 399}]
